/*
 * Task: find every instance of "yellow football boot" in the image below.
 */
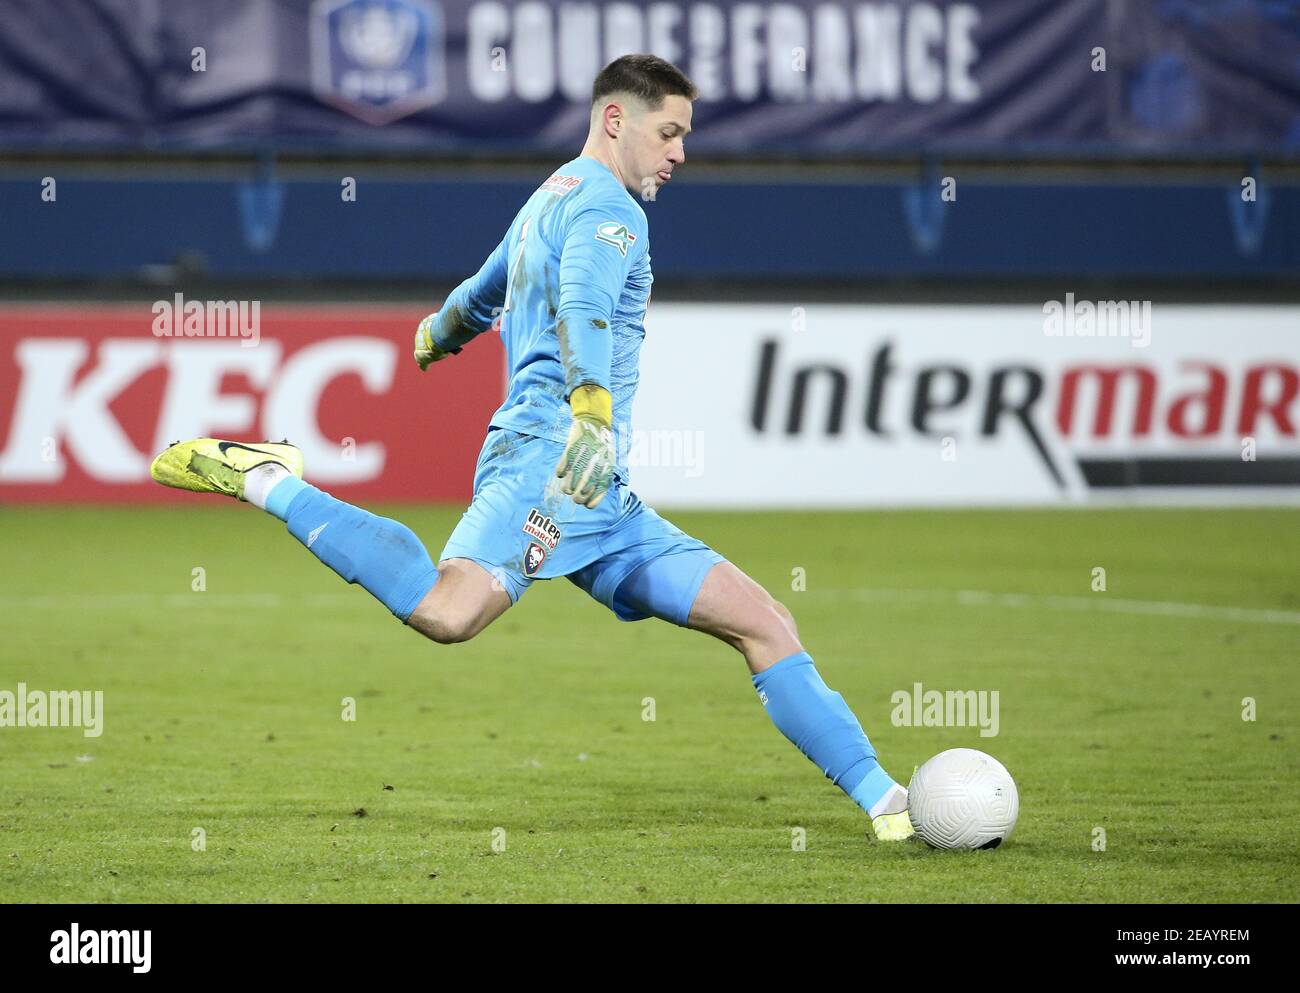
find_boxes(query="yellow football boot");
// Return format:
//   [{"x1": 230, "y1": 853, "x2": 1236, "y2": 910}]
[
  {"x1": 150, "y1": 439, "x2": 303, "y2": 501},
  {"x1": 870, "y1": 785, "x2": 917, "y2": 842}
]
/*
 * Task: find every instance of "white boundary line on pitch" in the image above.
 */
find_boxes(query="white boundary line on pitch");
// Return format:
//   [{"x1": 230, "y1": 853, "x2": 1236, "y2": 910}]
[
  {"x1": 5, "y1": 588, "x2": 1299, "y2": 627},
  {"x1": 2, "y1": 593, "x2": 366, "y2": 610},
  {"x1": 814, "y1": 588, "x2": 1300, "y2": 627}
]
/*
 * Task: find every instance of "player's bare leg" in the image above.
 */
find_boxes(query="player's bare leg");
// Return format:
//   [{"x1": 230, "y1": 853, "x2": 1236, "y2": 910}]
[
  {"x1": 685, "y1": 561, "x2": 801, "y2": 674},
  {"x1": 406, "y1": 558, "x2": 512, "y2": 644},
  {"x1": 685, "y1": 560, "x2": 913, "y2": 841},
  {"x1": 150, "y1": 438, "x2": 510, "y2": 643}
]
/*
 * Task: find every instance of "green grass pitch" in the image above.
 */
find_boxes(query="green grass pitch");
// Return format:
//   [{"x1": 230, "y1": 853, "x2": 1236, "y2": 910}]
[{"x1": 1, "y1": 505, "x2": 1296, "y2": 903}]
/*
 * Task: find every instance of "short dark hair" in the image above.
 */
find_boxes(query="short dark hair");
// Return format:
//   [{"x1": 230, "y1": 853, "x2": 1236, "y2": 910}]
[{"x1": 592, "y1": 54, "x2": 698, "y2": 108}]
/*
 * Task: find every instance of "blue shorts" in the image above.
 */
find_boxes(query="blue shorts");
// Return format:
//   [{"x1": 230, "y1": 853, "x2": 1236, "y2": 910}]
[{"x1": 440, "y1": 428, "x2": 726, "y2": 624}]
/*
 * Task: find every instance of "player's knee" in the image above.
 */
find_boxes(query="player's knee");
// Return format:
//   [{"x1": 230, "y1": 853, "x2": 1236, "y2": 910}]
[
  {"x1": 772, "y1": 598, "x2": 797, "y2": 634},
  {"x1": 748, "y1": 584, "x2": 797, "y2": 641},
  {"x1": 769, "y1": 603, "x2": 801, "y2": 648},
  {"x1": 425, "y1": 617, "x2": 476, "y2": 645},
  {"x1": 740, "y1": 598, "x2": 801, "y2": 654},
  {"x1": 409, "y1": 603, "x2": 481, "y2": 645}
]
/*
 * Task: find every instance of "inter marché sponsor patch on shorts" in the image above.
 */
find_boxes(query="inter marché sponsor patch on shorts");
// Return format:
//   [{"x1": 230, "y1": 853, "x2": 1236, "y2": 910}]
[{"x1": 522, "y1": 507, "x2": 561, "y2": 550}]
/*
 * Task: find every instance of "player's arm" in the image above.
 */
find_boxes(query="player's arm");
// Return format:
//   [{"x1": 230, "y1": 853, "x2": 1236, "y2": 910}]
[
  {"x1": 414, "y1": 232, "x2": 510, "y2": 370},
  {"x1": 553, "y1": 200, "x2": 645, "y2": 507}
]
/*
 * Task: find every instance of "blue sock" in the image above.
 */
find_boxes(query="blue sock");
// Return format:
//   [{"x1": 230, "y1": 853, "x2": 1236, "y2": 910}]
[
  {"x1": 263, "y1": 476, "x2": 438, "y2": 622},
  {"x1": 752, "y1": 651, "x2": 898, "y2": 813}
]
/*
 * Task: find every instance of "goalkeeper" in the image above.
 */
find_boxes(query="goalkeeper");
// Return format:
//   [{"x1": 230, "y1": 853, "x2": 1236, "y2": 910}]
[{"x1": 151, "y1": 55, "x2": 913, "y2": 843}]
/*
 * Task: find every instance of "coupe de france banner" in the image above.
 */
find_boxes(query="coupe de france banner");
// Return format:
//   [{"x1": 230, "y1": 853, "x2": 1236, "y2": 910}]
[{"x1": 1, "y1": 0, "x2": 1297, "y2": 154}]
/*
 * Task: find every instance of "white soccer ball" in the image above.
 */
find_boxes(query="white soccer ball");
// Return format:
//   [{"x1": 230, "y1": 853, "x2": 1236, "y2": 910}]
[{"x1": 908, "y1": 748, "x2": 1019, "y2": 850}]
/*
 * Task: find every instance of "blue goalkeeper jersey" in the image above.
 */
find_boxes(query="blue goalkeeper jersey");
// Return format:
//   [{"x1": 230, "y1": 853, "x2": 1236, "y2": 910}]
[{"x1": 429, "y1": 155, "x2": 652, "y2": 482}]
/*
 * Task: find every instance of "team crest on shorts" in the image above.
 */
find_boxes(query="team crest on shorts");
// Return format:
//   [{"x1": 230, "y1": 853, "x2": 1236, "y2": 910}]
[
  {"x1": 522, "y1": 508, "x2": 561, "y2": 550},
  {"x1": 523, "y1": 541, "x2": 547, "y2": 577}
]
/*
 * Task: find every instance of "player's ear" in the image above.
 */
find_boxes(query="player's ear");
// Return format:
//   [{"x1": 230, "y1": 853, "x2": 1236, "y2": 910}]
[{"x1": 603, "y1": 101, "x2": 623, "y2": 138}]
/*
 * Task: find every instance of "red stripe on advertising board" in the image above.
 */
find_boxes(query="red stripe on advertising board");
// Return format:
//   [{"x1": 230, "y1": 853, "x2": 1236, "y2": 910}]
[{"x1": 0, "y1": 305, "x2": 505, "y2": 503}]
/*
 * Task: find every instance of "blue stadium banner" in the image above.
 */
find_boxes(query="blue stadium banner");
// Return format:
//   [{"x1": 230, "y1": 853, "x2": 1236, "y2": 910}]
[{"x1": 0, "y1": 0, "x2": 1296, "y2": 155}]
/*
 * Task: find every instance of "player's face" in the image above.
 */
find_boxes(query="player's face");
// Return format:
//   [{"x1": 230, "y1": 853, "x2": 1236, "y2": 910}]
[{"x1": 627, "y1": 95, "x2": 692, "y2": 195}]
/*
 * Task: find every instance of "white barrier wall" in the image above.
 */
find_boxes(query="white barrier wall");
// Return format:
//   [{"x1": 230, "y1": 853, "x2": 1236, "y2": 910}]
[{"x1": 625, "y1": 304, "x2": 1300, "y2": 507}]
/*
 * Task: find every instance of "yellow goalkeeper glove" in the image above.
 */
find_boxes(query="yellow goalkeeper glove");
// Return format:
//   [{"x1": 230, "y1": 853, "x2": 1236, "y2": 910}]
[
  {"x1": 556, "y1": 384, "x2": 615, "y2": 509},
  {"x1": 414, "y1": 313, "x2": 458, "y2": 371}
]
